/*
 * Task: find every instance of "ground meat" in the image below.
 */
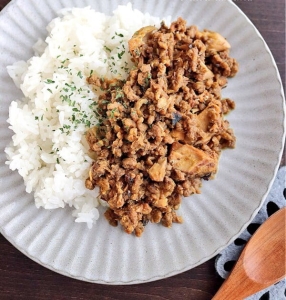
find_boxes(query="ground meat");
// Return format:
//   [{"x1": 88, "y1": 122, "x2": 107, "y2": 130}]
[{"x1": 85, "y1": 17, "x2": 238, "y2": 236}]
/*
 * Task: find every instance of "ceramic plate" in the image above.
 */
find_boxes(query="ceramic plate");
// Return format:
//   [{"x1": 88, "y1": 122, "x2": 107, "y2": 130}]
[{"x1": 0, "y1": 0, "x2": 285, "y2": 284}]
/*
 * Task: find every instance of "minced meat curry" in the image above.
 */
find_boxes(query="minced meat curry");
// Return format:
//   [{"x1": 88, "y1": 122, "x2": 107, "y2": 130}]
[{"x1": 85, "y1": 18, "x2": 238, "y2": 236}]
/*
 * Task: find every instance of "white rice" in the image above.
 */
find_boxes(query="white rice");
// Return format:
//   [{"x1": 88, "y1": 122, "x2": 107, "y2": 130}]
[{"x1": 5, "y1": 4, "x2": 168, "y2": 227}]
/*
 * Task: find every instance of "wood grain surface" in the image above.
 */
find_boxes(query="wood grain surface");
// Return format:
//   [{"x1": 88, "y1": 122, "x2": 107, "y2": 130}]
[{"x1": 0, "y1": 0, "x2": 285, "y2": 299}]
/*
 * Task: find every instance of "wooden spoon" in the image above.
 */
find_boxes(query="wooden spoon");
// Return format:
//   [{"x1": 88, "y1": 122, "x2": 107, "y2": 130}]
[{"x1": 212, "y1": 207, "x2": 286, "y2": 300}]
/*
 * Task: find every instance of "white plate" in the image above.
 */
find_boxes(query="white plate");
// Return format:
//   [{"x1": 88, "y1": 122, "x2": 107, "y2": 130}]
[{"x1": 0, "y1": 0, "x2": 285, "y2": 284}]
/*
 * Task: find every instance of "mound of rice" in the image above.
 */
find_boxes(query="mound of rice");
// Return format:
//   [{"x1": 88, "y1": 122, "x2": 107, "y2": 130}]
[{"x1": 5, "y1": 4, "x2": 167, "y2": 227}]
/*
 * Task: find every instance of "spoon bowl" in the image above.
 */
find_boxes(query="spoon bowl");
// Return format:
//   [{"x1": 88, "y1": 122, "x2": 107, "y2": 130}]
[{"x1": 213, "y1": 207, "x2": 286, "y2": 300}]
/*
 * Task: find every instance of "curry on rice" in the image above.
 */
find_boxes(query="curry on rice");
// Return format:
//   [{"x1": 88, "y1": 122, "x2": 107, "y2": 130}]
[{"x1": 85, "y1": 17, "x2": 238, "y2": 236}]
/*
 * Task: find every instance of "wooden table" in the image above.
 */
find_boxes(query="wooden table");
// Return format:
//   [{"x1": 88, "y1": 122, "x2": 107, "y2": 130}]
[{"x1": 0, "y1": 0, "x2": 285, "y2": 299}]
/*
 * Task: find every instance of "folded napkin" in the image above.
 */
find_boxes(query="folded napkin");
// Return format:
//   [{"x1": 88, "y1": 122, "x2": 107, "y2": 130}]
[{"x1": 215, "y1": 166, "x2": 286, "y2": 300}]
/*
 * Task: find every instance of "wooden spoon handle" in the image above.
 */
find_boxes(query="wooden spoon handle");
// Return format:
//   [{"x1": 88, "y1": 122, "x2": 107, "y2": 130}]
[
  {"x1": 213, "y1": 207, "x2": 286, "y2": 300},
  {"x1": 212, "y1": 258, "x2": 266, "y2": 300}
]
